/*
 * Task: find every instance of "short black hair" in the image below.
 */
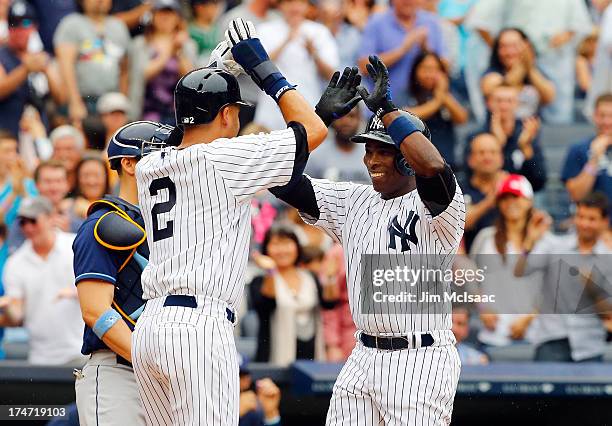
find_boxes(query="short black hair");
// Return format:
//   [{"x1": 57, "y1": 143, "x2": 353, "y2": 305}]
[
  {"x1": 577, "y1": 192, "x2": 610, "y2": 218},
  {"x1": 261, "y1": 225, "x2": 303, "y2": 266}
]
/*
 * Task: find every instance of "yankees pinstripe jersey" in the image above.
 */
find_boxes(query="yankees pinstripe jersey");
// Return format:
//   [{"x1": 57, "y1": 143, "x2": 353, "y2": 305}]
[
  {"x1": 300, "y1": 177, "x2": 465, "y2": 334},
  {"x1": 135, "y1": 127, "x2": 301, "y2": 307}
]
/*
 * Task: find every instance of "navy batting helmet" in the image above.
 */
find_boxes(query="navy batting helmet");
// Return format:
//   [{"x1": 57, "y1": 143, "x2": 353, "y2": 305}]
[
  {"x1": 107, "y1": 121, "x2": 178, "y2": 170},
  {"x1": 174, "y1": 67, "x2": 250, "y2": 128},
  {"x1": 351, "y1": 111, "x2": 431, "y2": 176}
]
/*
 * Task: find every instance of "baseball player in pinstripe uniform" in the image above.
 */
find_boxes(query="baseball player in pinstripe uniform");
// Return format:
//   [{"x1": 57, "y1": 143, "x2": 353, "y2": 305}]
[
  {"x1": 131, "y1": 18, "x2": 360, "y2": 425},
  {"x1": 72, "y1": 121, "x2": 176, "y2": 426},
  {"x1": 272, "y1": 56, "x2": 465, "y2": 425}
]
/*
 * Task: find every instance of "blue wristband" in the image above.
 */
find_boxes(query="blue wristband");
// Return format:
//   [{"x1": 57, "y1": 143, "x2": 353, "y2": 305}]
[
  {"x1": 92, "y1": 309, "x2": 121, "y2": 339},
  {"x1": 387, "y1": 116, "x2": 420, "y2": 149},
  {"x1": 231, "y1": 39, "x2": 295, "y2": 102}
]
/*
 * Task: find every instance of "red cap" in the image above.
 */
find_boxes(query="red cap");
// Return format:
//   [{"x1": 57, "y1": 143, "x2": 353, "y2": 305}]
[{"x1": 496, "y1": 174, "x2": 533, "y2": 199}]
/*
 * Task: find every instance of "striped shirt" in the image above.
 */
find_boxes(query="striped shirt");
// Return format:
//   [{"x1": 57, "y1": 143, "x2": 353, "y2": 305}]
[
  {"x1": 136, "y1": 128, "x2": 298, "y2": 308},
  {"x1": 300, "y1": 177, "x2": 465, "y2": 334}
]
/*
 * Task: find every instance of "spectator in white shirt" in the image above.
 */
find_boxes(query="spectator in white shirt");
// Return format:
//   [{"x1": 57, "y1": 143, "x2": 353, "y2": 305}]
[
  {"x1": 254, "y1": 0, "x2": 339, "y2": 130},
  {"x1": 0, "y1": 196, "x2": 84, "y2": 365}
]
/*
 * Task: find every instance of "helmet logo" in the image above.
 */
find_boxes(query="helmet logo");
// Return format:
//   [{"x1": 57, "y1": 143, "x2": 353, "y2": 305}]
[
  {"x1": 370, "y1": 114, "x2": 385, "y2": 131},
  {"x1": 182, "y1": 117, "x2": 195, "y2": 124}
]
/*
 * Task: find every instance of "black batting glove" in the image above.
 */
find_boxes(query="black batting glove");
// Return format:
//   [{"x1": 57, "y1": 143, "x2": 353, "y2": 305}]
[
  {"x1": 356, "y1": 55, "x2": 398, "y2": 117},
  {"x1": 315, "y1": 66, "x2": 362, "y2": 127}
]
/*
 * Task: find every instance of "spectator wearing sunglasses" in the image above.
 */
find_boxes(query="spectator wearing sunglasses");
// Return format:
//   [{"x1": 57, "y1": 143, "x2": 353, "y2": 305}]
[
  {"x1": 0, "y1": 196, "x2": 85, "y2": 365},
  {"x1": 0, "y1": 0, "x2": 65, "y2": 137}
]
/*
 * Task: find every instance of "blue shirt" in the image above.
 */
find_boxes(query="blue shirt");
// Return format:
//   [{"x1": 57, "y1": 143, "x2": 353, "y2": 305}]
[
  {"x1": 72, "y1": 201, "x2": 147, "y2": 355},
  {"x1": 358, "y1": 10, "x2": 445, "y2": 106},
  {"x1": 466, "y1": 120, "x2": 547, "y2": 192},
  {"x1": 561, "y1": 136, "x2": 612, "y2": 195},
  {"x1": 30, "y1": 0, "x2": 77, "y2": 53},
  {"x1": 460, "y1": 178, "x2": 498, "y2": 252}
]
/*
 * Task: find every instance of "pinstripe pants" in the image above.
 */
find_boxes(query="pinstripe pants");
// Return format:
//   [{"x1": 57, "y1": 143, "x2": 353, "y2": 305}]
[
  {"x1": 132, "y1": 296, "x2": 239, "y2": 426},
  {"x1": 326, "y1": 330, "x2": 461, "y2": 426}
]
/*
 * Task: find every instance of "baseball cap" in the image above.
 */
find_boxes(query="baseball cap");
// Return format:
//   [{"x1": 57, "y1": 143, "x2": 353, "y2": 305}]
[
  {"x1": 8, "y1": 0, "x2": 37, "y2": 27},
  {"x1": 17, "y1": 197, "x2": 53, "y2": 219},
  {"x1": 496, "y1": 174, "x2": 533, "y2": 200},
  {"x1": 238, "y1": 353, "x2": 250, "y2": 376},
  {"x1": 153, "y1": 0, "x2": 183, "y2": 13},
  {"x1": 97, "y1": 92, "x2": 131, "y2": 115}
]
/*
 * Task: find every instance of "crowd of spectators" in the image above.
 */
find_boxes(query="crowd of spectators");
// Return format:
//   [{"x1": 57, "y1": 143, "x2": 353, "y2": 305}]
[{"x1": 0, "y1": 0, "x2": 611, "y2": 369}]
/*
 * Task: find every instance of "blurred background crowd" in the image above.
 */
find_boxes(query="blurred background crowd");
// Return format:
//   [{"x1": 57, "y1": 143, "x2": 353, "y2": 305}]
[{"x1": 0, "y1": 0, "x2": 611, "y2": 376}]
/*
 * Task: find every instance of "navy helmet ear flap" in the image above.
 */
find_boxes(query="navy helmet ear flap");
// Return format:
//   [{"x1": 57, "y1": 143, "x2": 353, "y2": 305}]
[{"x1": 395, "y1": 154, "x2": 415, "y2": 176}]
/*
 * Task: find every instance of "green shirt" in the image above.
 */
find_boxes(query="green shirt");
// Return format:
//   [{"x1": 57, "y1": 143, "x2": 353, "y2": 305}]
[{"x1": 188, "y1": 23, "x2": 220, "y2": 57}]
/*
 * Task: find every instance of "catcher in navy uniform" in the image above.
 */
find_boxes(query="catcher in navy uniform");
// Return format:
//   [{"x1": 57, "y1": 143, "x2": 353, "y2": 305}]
[{"x1": 72, "y1": 121, "x2": 178, "y2": 426}]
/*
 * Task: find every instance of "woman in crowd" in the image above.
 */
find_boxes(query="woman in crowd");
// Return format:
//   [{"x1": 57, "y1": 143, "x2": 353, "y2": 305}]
[
  {"x1": 481, "y1": 28, "x2": 556, "y2": 120},
  {"x1": 576, "y1": 32, "x2": 598, "y2": 100},
  {"x1": 469, "y1": 174, "x2": 546, "y2": 351},
  {"x1": 343, "y1": 0, "x2": 376, "y2": 31},
  {"x1": 64, "y1": 156, "x2": 110, "y2": 232},
  {"x1": 189, "y1": 0, "x2": 225, "y2": 66},
  {"x1": 250, "y1": 226, "x2": 338, "y2": 366},
  {"x1": 129, "y1": 1, "x2": 196, "y2": 124},
  {"x1": 406, "y1": 51, "x2": 468, "y2": 169}
]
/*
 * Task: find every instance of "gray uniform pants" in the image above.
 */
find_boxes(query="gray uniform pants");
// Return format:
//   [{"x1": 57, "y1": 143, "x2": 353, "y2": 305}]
[{"x1": 75, "y1": 350, "x2": 145, "y2": 426}]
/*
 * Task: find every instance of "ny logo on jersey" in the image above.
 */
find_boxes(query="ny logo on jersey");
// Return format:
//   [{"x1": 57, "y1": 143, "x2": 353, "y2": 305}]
[{"x1": 388, "y1": 212, "x2": 419, "y2": 252}]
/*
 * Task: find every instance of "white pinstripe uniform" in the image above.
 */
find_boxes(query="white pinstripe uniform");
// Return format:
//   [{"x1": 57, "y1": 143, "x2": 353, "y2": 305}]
[
  {"x1": 300, "y1": 177, "x2": 465, "y2": 425},
  {"x1": 132, "y1": 128, "x2": 298, "y2": 425}
]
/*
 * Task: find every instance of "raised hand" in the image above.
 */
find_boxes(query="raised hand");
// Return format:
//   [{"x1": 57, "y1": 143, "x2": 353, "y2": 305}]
[
  {"x1": 226, "y1": 18, "x2": 295, "y2": 102},
  {"x1": 315, "y1": 66, "x2": 361, "y2": 126},
  {"x1": 207, "y1": 40, "x2": 246, "y2": 78},
  {"x1": 356, "y1": 55, "x2": 397, "y2": 116}
]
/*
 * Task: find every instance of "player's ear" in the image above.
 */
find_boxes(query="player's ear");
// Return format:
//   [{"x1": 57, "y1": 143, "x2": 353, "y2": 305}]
[
  {"x1": 220, "y1": 106, "x2": 232, "y2": 128},
  {"x1": 120, "y1": 157, "x2": 138, "y2": 177}
]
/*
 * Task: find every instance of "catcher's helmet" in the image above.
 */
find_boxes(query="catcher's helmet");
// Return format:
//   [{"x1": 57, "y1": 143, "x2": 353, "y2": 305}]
[
  {"x1": 107, "y1": 120, "x2": 178, "y2": 169},
  {"x1": 174, "y1": 67, "x2": 250, "y2": 128},
  {"x1": 351, "y1": 111, "x2": 431, "y2": 176}
]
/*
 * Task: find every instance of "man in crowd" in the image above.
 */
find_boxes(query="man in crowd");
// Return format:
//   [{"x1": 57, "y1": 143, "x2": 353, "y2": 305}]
[
  {"x1": 467, "y1": 84, "x2": 547, "y2": 192},
  {"x1": 6, "y1": 160, "x2": 71, "y2": 253},
  {"x1": 0, "y1": 196, "x2": 84, "y2": 365},
  {"x1": 305, "y1": 105, "x2": 370, "y2": 183},
  {"x1": 516, "y1": 192, "x2": 610, "y2": 362},
  {"x1": 562, "y1": 93, "x2": 612, "y2": 203},
  {"x1": 254, "y1": 0, "x2": 339, "y2": 130},
  {"x1": 239, "y1": 356, "x2": 282, "y2": 426},
  {"x1": 49, "y1": 124, "x2": 84, "y2": 192},
  {"x1": 219, "y1": 0, "x2": 280, "y2": 125},
  {"x1": 0, "y1": 0, "x2": 64, "y2": 137},
  {"x1": 97, "y1": 92, "x2": 131, "y2": 147},
  {"x1": 357, "y1": 0, "x2": 445, "y2": 107},
  {"x1": 462, "y1": 133, "x2": 507, "y2": 251},
  {"x1": 54, "y1": 0, "x2": 130, "y2": 125}
]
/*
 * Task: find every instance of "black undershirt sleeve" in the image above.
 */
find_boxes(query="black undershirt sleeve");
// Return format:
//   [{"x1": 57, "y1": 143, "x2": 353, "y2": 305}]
[
  {"x1": 269, "y1": 122, "x2": 320, "y2": 219},
  {"x1": 415, "y1": 163, "x2": 457, "y2": 217}
]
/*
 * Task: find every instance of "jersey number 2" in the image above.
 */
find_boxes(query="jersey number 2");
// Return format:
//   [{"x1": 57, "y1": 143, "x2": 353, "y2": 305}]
[{"x1": 150, "y1": 177, "x2": 176, "y2": 242}]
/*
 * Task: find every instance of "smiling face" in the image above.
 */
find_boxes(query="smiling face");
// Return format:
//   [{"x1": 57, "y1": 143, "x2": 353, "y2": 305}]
[
  {"x1": 497, "y1": 194, "x2": 532, "y2": 223},
  {"x1": 363, "y1": 140, "x2": 413, "y2": 198},
  {"x1": 415, "y1": 54, "x2": 443, "y2": 92},
  {"x1": 575, "y1": 205, "x2": 608, "y2": 244},
  {"x1": 497, "y1": 29, "x2": 525, "y2": 70},
  {"x1": 468, "y1": 134, "x2": 504, "y2": 176},
  {"x1": 265, "y1": 235, "x2": 300, "y2": 268}
]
